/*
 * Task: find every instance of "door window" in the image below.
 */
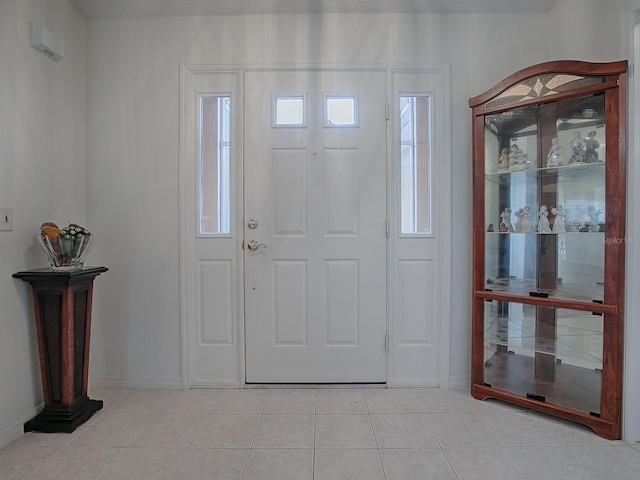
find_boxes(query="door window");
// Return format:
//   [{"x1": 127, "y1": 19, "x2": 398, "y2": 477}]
[
  {"x1": 324, "y1": 93, "x2": 358, "y2": 127},
  {"x1": 273, "y1": 94, "x2": 306, "y2": 127}
]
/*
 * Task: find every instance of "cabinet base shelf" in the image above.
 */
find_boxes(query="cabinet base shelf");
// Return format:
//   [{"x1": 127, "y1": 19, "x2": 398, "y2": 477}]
[
  {"x1": 483, "y1": 350, "x2": 601, "y2": 411},
  {"x1": 24, "y1": 395, "x2": 103, "y2": 433},
  {"x1": 471, "y1": 383, "x2": 618, "y2": 440}
]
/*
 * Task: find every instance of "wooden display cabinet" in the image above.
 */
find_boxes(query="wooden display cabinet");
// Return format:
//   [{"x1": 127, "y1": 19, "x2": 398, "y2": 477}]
[{"x1": 469, "y1": 60, "x2": 627, "y2": 439}]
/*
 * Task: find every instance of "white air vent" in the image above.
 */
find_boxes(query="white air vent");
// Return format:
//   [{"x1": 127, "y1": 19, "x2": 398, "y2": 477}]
[{"x1": 29, "y1": 22, "x2": 63, "y2": 61}]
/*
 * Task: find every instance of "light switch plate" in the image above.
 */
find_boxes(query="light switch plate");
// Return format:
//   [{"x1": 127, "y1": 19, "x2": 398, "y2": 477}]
[{"x1": 0, "y1": 208, "x2": 13, "y2": 231}]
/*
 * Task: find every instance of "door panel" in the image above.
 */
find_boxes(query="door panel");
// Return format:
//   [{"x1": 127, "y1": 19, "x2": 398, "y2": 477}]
[{"x1": 244, "y1": 69, "x2": 387, "y2": 383}]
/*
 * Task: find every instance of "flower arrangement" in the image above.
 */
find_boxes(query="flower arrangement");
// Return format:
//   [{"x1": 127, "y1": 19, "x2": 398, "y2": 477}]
[{"x1": 38, "y1": 222, "x2": 94, "y2": 271}]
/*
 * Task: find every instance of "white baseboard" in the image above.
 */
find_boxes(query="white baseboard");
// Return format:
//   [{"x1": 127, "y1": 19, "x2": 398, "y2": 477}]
[
  {"x1": 388, "y1": 379, "x2": 440, "y2": 388},
  {"x1": 191, "y1": 380, "x2": 242, "y2": 388},
  {"x1": 388, "y1": 377, "x2": 470, "y2": 390},
  {"x1": 89, "y1": 375, "x2": 183, "y2": 389},
  {"x1": 448, "y1": 375, "x2": 471, "y2": 390},
  {"x1": 0, "y1": 404, "x2": 43, "y2": 450},
  {"x1": 87, "y1": 374, "x2": 472, "y2": 391}
]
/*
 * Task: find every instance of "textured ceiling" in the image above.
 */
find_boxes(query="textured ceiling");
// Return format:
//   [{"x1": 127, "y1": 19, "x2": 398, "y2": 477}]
[{"x1": 68, "y1": 0, "x2": 559, "y2": 19}]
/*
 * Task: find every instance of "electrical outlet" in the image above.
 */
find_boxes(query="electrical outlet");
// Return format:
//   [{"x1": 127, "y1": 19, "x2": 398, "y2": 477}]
[{"x1": 0, "y1": 208, "x2": 13, "y2": 231}]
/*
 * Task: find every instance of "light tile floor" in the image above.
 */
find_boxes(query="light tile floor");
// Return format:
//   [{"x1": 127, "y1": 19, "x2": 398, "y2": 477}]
[{"x1": 1, "y1": 387, "x2": 640, "y2": 479}]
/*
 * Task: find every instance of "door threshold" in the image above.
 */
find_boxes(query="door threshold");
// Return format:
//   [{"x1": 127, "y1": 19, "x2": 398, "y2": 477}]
[{"x1": 243, "y1": 383, "x2": 387, "y2": 389}]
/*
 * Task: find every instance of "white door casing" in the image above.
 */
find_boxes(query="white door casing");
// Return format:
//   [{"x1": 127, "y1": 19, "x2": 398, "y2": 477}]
[
  {"x1": 243, "y1": 69, "x2": 388, "y2": 383},
  {"x1": 180, "y1": 69, "x2": 243, "y2": 387},
  {"x1": 388, "y1": 69, "x2": 451, "y2": 387},
  {"x1": 621, "y1": 0, "x2": 640, "y2": 443},
  {"x1": 179, "y1": 63, "x2": 451, "y2": 388}
]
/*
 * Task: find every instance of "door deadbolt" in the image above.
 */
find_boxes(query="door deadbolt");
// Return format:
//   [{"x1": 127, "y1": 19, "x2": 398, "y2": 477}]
[{"x1": 247, "y1": 218, "x2": 259, "y2": 229}]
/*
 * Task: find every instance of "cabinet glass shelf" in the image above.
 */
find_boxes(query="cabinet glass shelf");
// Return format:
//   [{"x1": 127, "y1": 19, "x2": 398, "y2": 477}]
[{"x1": 485, "y1": 162, "x2": 605, "y2": 186}]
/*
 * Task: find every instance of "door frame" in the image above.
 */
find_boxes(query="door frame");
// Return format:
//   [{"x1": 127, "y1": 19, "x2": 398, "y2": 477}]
[
  {"x1": 621, "y1": 0, "x2": 640, "y2": 443},
  {"x1": 179, "y1": 62, "x2": 451, "y2": 389}
]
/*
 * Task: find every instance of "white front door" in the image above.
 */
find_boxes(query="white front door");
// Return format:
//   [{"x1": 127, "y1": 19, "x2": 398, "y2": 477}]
[{"x1": 243, "y1": 69, "x2": 388, "y2": 383}]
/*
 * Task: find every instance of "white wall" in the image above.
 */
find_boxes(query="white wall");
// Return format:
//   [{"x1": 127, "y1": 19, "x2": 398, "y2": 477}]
[
  {"x1": 84, "y1": 6, "x2": 625, "y2": 387},
  {"x1": 0, "y1": 0, "x2": 86, "y2": 446},
  {"x1": 84, "y1": 11, "x2": 556, "y2": 389},
  {"x1": 436, "y1": 13, "x2": 553, "y2": 387},
  {"x1": 550, "y1": 0, "x2": 625, "y2": 60}
]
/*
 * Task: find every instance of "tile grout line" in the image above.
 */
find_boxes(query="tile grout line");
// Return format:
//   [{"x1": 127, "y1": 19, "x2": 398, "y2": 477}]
[
  {"x1": 521, "y1": 411, "x2": 606, "y2": 480},
  {"x1": 363, "y1": 388, "x2": 389, "y2": 480},
  {"x1": 564, "y1": 443, "x2": 623, "y2": 480},
  {"x1": 238, "y1": 389, "x2": 269, "y2": 480},
  {"x1": 528, "y1": 410, "x2": 607, "y2": 479},
  {"x1": 474, "y1": 409, "x2": 536, "y2": 480},
  {"x1": 96, "y1": 389, "x2": 178, "y2": 480},
  {"x1": 412, "y1": 389, "x2": 462, "y2": 480},
  {"x1": 312, "y1": 389, "x2": 317, "y2": 480},
  {"x1": 165, "y1": 391, "x2": 216, "y2": 480}
]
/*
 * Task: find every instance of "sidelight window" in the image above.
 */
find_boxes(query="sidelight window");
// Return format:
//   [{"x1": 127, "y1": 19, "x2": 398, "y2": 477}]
[
  {"x1": 400, "y1": 95, "x2": 432, "y2": 234},
  {"x1": 198, "y1": 94, "x2": 231, "y2": 235}
]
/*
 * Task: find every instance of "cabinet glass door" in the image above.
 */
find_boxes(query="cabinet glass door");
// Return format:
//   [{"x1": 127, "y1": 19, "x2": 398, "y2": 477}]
[
  {"x1": 483, "y1": 300, "x2": 602, "y2": 414},
  {"x1": 483, "y1": 93, "x2": 605, "y2": 303}
]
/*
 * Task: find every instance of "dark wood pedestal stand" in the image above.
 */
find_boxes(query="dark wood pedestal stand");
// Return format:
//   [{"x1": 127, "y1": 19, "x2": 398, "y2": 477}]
[{"x1": 13, "y1": 267, "x2": 108, "y2": 433}]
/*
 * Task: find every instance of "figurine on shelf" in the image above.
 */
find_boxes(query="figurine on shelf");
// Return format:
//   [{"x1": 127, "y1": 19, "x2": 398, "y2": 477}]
[
  {"x1": 500, "y1": 207, "x2": 513, "y2": 232},
  {"x1": 498, "y1": 147, "x2": 510, "y2": 171},
  {"x1": 570, "y1": 130, "x2": 585, "y2": 164},
  {"x1": 509, "y1": 144, "x2": 528, "y2": 171},
  {"x1": 498, "y1": 223, "x2": 509, "y2": 232},
  {"x1": 514, "y1": 206, "x2": 533, "y2": 232},
  {"x1": 587, "y1": 206, "x2": 602, "y2": 232},
  {"x1": 537, "y1": 205, "x2": 552, "y2": 233},
  {"x1": 487, "y1": 223, "x2": 494, "y2": 232},
  {"x1": 585, "y1": 131, "x2": 600, "y2": 163},
  {"x1": 514, "y1": 208, "x2": 523, "y2": 232},
  {"x1": 546, "y1": 137, "x2": 565, "y2": 167},
  {"x1": 509, "y1": 143, "x2": 518, "y2": 163},
  {"x1": 551, "y1": 205, "x2": 566, "y2": 233},
  {"x1": 570, "y1": 219, "x2": 585, "y2": 232},
  {"x1": 518, "y1": 148, "x2": 530, "y2": 169}
]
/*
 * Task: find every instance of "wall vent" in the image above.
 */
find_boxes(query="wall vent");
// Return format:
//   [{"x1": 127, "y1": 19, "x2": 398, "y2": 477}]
[{"x1": 29, "y1": 22, "x2": 63, "y2": 61}]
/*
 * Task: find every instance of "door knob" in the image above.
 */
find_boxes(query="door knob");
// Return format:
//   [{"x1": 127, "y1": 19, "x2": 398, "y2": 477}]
[{"x1": 247, "y1": 240, "x2": 267, "y2": 251}]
